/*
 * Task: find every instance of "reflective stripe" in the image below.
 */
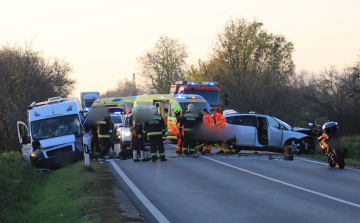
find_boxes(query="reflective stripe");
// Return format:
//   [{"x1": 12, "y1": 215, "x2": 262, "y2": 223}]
[
  {"x1": 159, "y1": 153, "x2": 165, "y2": 156},
  {"x1": 148, "y1": 132, "x2": 162, "y2": 135},
  {"x1": 184, "y1": 128, "x2": 193, "y2": 131},
  {"x1": 151, "y1": 153, "x2": 157, "y2": 156},
  {"x1": 184, "y1": 114, "x2": 198, "y2": 117},
  {"x1": 163, "y1": 129, "x2": 167, "y2": 131},
  {"x1": 98, "y1": 121, "x2": 106, "y2": 124},
  {"x1": 189, "y1": 149, "x2": 194, "y2": 151},
  {"x1": 99, "y1": 135, "x2": 110, "y2": 138},
  {"x1": 152, "y1": 116, "x2": 161, "y2": 120},
  {"x1": 109, "y1": 130, "x2": 113, "y2": 133},
  {"x1": 183, "y1": 148, "x2": 188, "y2": 150},
  {"x1": 143, "y1": 131, "x2": 147, "y2": 133},
  {"x1": 216, "y1": 121, "x2": 222, "y2": 124}
]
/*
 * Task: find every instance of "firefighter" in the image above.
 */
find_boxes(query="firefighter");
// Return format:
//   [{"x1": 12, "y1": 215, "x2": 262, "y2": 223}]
[
  {"x1": 163, "y1": 108, "x2": 169, "y2": 125},
  {"x1": 132, "y1": 107, "x2": 149, "y2": 162},
  {"x1": 172, "y1": 106, "x2": 183, "y2": 154},
  {"x1": 179, "y1": 104, "x2": 201, "y2": 156},
  {"x1": 202, "y1": 108, "x2": 214, "y2": 154},
  {"x1": 128, "y1": 107, "x2": 136, "y2": 152},
  {"x1": 107, "y1": 114, "x2": 116, "y2": 154},
  {"x1": 97, "y1": 108, "x2": 113, "y2": 157},
  {"x1": 210, "y1": 108, "x2": 227, "y2": 154},
  {"x1": 144, "y1": 105, "x2": 167, "y2": 162}
]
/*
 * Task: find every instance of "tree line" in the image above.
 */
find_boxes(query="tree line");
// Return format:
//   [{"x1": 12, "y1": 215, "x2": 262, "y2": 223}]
[
  {"x1": 132, "y1": 17, "x2": 360, "y2": 135},
  {"x1": 0, "y1": 42, "x2": 75, "y2": 152}
]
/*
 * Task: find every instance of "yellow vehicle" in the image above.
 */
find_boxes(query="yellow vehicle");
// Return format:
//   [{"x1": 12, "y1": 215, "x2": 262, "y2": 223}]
[
  {"x1": 133, "y1": 94, "x2": 211, "y2": 141},
  {"x1": 92, "y1": 96, "x2": 136, "y2": 112}
]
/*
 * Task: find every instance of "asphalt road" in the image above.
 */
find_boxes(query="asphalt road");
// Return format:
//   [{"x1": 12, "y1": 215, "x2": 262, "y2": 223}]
[{"x1": 108, "y1": 142, "x2": 360, "y2": 223}]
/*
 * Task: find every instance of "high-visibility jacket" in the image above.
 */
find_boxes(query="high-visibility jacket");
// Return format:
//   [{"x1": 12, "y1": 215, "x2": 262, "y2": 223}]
[
  {"x1": 97, "y1": 116, "x2": 113, "y2": 138},
  {"x1": 213, "y1": 112, "x2": 226, "y2": 127},
  {"x1": 143, "y1": 114, "x2": 166, "y2": 136},
  {"x1": 202, "y1": 114, "x2": 214, "y2": 125}
]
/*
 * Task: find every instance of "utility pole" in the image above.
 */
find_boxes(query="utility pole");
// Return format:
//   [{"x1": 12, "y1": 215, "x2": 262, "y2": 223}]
[{"x1": 133, "y1": 73, "x2": 136, "y2": 96}]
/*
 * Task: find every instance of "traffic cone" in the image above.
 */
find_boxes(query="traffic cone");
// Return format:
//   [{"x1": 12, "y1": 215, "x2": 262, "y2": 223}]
[{"x1": 284, "y1": 145, "x2": 293, "y2": 161}]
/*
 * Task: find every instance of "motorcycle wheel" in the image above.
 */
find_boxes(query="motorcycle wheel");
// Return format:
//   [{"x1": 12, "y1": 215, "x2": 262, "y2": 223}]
[
  {"x1": 327, "y1": 156, "x2": 336, "y2": 168},
  {"x1": 334, "y1": 148, "x2": 345, "y2": 169}
]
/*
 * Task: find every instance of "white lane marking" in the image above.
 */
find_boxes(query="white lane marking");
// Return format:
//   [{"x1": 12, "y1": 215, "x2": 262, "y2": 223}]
[
  {"x1": 110, "y1": 161, "x2": 170, "y2": 223},
  {"x1": 296, "y1": 157, "x2": 360, "y2": 172},
  {"x1": 203, "y1": 156, "x2": 360, "y2": 208}
]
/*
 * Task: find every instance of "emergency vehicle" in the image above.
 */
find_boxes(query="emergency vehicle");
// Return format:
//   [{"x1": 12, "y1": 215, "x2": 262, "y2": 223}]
[
  {"x1": 92, "y1": 96, "x2": 136, "y2": 111},
  {"x1": 170, "y1": 81, "x2": 229, "y2": 113},
  {"x1": 133, "y1": 94, "x2": 211, "y2": 141},
  {"x1": 16, "y1": 97, "x2": 90, "y2": 168}
]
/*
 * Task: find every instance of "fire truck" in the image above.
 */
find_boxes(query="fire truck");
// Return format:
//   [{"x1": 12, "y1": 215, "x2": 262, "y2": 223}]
[{"x1": 170, "y1": 81, "x2": 229, "y2": 113}]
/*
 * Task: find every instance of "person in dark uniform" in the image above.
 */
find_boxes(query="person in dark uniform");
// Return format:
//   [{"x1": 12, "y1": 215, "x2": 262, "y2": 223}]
[
  {"x1": 97, "y1": 109, "x2": 113, "y2": 157},
  {"x1": 131, "y1": 107, "x2": 149, "y2": 162},
  {"x1": 107, "y1": 114, "x2": 116, "y2": 154},
  {"x1": 143, "y1": 105, "x2": 167, "y2": 162},
  {"x1": 128, "y1": 108, "x2": 136, "y2": 151},
  {"x1": 179, "y1": 104, "x2": 201, "y2": 156}
]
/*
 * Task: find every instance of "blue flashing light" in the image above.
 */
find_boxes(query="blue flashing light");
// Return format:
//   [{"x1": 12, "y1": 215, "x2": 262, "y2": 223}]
[
  {"x1": 189, "y1": 82, "x2": 198, "y2": 85},
  {"x1": 114, "y1": 111, "x2": 122, "y2": 115}
]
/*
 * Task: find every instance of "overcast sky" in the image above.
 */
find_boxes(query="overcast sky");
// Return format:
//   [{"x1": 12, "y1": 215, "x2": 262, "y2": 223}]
[{"x1": 1, "y1": 0, "x2": 359, "y2": 98}]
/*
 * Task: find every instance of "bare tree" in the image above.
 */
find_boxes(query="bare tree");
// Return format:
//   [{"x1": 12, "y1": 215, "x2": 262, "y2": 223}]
[
  {"x1": 136, "y1": 35, "x2": 188, "y2": 93},
  {"x1": 0, "y1": 42, "x2": 75, "y2": 152}
]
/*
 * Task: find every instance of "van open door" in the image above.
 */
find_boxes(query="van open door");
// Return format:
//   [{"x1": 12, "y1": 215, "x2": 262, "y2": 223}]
[{"x1": 16, "y1": 121, "x2": 32, "y2": 161}]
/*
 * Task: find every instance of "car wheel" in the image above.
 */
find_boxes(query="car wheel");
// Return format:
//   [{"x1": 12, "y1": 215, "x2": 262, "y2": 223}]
[{"x1": 284, "y1": 139, "x2": 303, "y2": 154}]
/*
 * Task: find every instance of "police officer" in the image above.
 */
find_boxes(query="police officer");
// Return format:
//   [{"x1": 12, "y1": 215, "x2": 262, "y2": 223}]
[
  {"x1": 132, "y1": 107, "x2": 149, "y2": 162},
  {"x1": 179, "y1": 104, "x2": 201, "y2": 156},
  {"x1": 143, "y1": 105, "x2": 167, "y2": 162}
]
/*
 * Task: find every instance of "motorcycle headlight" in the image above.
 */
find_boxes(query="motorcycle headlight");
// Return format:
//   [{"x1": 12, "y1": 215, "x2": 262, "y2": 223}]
[{"x1": 124, "y1": 132, "x2": 130, "y2": 136}]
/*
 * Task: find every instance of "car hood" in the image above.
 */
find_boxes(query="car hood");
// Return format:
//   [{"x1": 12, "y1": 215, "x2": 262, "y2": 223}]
[{"x1": 39, "y1": 135, "x2": 75, "y2": 149}]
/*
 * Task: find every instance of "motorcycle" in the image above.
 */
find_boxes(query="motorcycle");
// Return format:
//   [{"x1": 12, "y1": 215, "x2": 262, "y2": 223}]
[{"x1": 309, "y1": 117, "x2": 347, "y2": 169}]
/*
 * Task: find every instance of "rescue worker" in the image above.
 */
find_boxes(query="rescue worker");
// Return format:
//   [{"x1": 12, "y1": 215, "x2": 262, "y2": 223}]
[
  {"x1": 163, "y1": 108, "x2": 169, "y2": 125},
  {"x1": 172, "y1": 106, "x2": 183, "y2": 154},
  {"x1": 202, "y1": 108, "x2": 214, "y2": 154},
  {"x1": 210, "y1": 108, "x2": 227, "y2": 154},
  {"x1": 97, "y1": 108, "x2": 113, "y2": 157},
  {"x1": 128, "y1": 107, "x2": 136, "y2": 152},
  {"x1": 179, "y1": 104, "x2": 201, "y2": 156},
  {"x1": 132, "y1": 107, "x2": 149, "y2": 162},
  {"x1": 107, "y1": 114, "x2": 116, "y2": 154},
  {"x1": 143, "y1": 105, "x2": 167, "y2": 162}
]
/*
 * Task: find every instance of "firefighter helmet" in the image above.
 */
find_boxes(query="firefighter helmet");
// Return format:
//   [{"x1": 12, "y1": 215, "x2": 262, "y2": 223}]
[
  {"x1": 188, "y1": 103, "x2": 194, "y2": 112},
  {"x1": 150, "y1": 105, "x2": 157, "y2": 114},
  {"x1": 172, "y1": 107, "x2": 181, "y2": 114}
]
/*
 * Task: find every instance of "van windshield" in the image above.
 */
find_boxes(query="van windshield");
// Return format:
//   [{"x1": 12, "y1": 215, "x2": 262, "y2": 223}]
[
  {"x1": 183, "y1": 90, "x2": 219, "y2": 106},
  {"x1": 31, "y1": 114, "x2": 81, "y2": 140}
]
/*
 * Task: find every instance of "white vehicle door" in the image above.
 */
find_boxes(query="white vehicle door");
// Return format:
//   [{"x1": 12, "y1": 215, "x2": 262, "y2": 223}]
[
  {"x1": 16, "y1": 121, "x2": 32, "y2": 161},
  {"x1": 226, "y1": 115, "x2": 256, "y2": 147},
  {"x1": 266, "y1": 116, "x2": 283, "y2": 147}
]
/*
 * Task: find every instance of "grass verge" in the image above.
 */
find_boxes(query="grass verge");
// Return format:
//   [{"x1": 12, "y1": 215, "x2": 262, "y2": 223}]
[
  {"x1": 0, "y1": 152, "x2": 143, "y2": 222},
  {"x1": 304, "y1": 136, "x2": 360, "y2": 168}
]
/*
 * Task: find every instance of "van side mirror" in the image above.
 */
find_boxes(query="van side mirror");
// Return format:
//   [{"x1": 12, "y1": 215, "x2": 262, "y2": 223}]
[
  {"x1": 21, "y1": 134, "x2": 29, "y2": 144},
  {"x1": 225, "y1": 98, "x2": 230, "y2": 106}
]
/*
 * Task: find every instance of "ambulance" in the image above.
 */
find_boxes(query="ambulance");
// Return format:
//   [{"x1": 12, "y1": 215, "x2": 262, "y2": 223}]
[
  {"x1": 92, "y1": 96, "x2": 136, "y2": 112},
  {"x1": 133, "y1": 94, "x2": 211, "y2": 141},
  {"x1": 16, "y1": 96, "x2": 91, "y2": 168}
]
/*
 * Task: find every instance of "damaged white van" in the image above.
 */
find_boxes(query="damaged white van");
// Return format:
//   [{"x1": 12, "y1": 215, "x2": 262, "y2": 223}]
[{"x1": 17, "y1": 96, "x2": 91, "y2": 168}]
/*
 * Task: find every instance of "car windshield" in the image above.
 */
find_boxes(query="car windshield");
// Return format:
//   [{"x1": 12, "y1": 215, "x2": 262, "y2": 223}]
[
  {"x1": 110, "y1": 115, "x2": 122, "y2": 124},
  {"x1": 274, "y1": 117, "x2": 291, "y2": 130},
  {"x1": 31, "y1": 114, "x2": 81, "y2": 140},
  {"x1": 180, "y1": 102, "x2": 211, "y2": 115},
  {"x1": 183, "y1": 90, "x2": 219, "y2": 106}
]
